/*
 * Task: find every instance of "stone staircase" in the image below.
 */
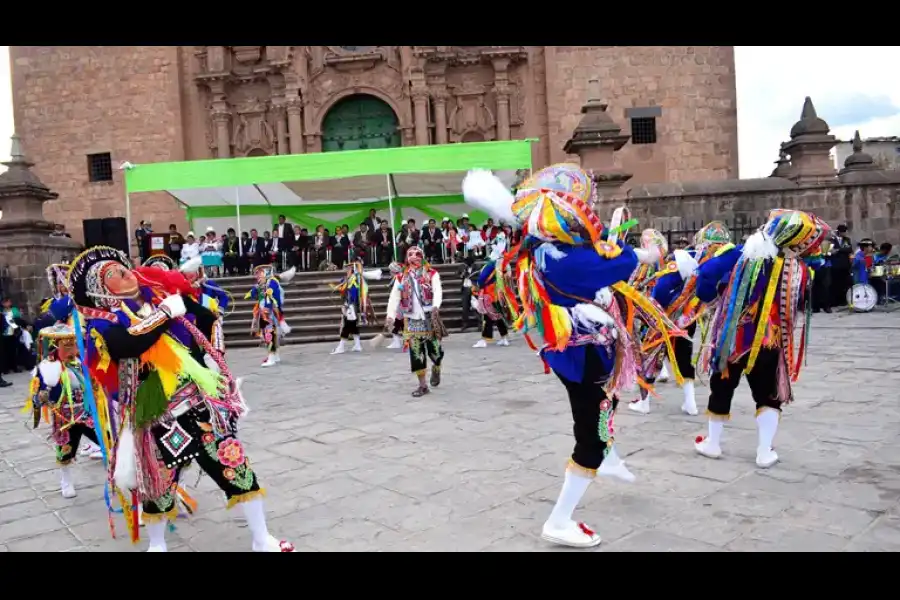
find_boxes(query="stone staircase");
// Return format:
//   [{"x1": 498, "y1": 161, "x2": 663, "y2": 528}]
[{"x1": 214, "y1": 263, "x2": 473, "y2": 348}]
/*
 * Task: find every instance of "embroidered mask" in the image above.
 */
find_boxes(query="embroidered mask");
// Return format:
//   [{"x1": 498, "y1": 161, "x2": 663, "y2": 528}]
[{"x1": 407, "y1": 246, "x2": 424, "y2": 267}]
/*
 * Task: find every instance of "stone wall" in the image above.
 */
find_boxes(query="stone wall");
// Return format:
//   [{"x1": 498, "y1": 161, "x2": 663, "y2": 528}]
[
  {"x1": 621, "y1": 178, "x2": 900, "y2": 244},
  {"x1": 0, "y1": 230, "x2": 80, "y2": 318}
]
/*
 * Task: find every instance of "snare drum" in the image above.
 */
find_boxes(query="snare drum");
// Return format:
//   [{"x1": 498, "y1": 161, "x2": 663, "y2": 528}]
[
  {"x1": 887, "y1": 263, "x2": 900, "y2": 277},
  {"x1": 847, "y1": 283, "x2": 878, "y2": 312},
  {"x1": 871, "y1": 265, "x2": 886, "y2": 278}
]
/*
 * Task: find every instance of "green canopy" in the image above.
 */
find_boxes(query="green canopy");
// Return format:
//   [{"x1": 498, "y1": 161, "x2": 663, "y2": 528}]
[{"x1": 123, "y1": 140, "x2": 534, "y2": 236}]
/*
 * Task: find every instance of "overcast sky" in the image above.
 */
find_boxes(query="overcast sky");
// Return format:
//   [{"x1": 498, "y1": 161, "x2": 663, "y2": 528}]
[{"x1": 1, "y1": 46, "x2": 898, "y2": 178}]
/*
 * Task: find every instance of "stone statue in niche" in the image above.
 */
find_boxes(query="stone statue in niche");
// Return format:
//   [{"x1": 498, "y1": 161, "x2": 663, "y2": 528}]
[
  {"x1": 447, "y1": 91, "x2": 495, "y2": 142},
  {"x1": 232, "y1": 97, "x2": 275, "y2": 155}
]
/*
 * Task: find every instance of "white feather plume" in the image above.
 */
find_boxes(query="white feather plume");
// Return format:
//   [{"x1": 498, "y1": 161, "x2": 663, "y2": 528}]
[
  {"x1": 113, "y1": 427, "x2": 138, "y2": 492},
  {"x1": 279, "y1": 319, "x2": 292, "y2": 335},
  {"x1": 571, "y1": 303, "x2": 616, "y2": 334},
  {"x1": 363, "y1": 268, "x2": 383, "y2": 281},
  {"x1": 742, "y1": 231, "x2": 778, "y2": 261},
  {"x1": 235, "y1": 377, "x2": 250, "y2": 418},
  {"x1": 462, "y1": 169, "x2": 517, "y2": 224},
  {"x1": 38, "y1": 360, "x2": 62, "y2": 388},
  {"x1": 673, "y1": 249, "x2": 699, "y2": 280},
  {"x1": 634, "y1": 245, "x2": 661, "y2": 265},
  {"x1": 179, "y1": 256, "x2": 202, "y2": 273},
  {"x1": 594, "y1": 287, "x2": 614, "y2": 309}
]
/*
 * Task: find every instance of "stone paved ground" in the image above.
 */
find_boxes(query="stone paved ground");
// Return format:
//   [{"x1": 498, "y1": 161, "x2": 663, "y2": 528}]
[{"x1": 1, "y1": 310, "x2": 900, "y2": 552}]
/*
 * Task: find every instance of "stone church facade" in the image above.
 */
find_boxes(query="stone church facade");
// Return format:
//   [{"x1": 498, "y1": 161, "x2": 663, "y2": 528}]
[{"x1": 10, "y1": 46, "x2": 739, "y2": 240}]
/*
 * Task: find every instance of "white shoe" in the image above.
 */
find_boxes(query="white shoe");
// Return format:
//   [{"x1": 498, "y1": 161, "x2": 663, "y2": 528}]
[
  {"x1": 473, "y1": 339, "x2": 488, "y2": 348},
  {"x1": 657, "y1": 364, "x2": 671, "y2": 383},
  {"x1": 273, "y1": 354, "x2": 281, "y2": 364},
  {"x1": 253, "y1": 534, "x2": 296, "y2": 553},
  {"x1": 756, "y1": 448, "x2": 779, "y2": 469},
  {"x1": 681, "y1": 381, "x2": 699, "y2": 416},
  {"x1": 79, "y1": 443, "x2": 97, "y2": 457},
  {"x1": 330, "y1": 345, "x2": 346, "y2": 355},
  {"x1": 261, "y1": 356, "x2": 277, "y2": 367},
  {"x1": 61, "y1": 482, "x2": 77, "y2": 499},
  {"x1": 352, "y1": 343, "x2": 362, "y2": 353},
  {"x1": 497, "y1": 338, "x2": 510, "y2": 347},
  {"x1": 387, "y1": 336, "x2": 402, "y2": 350},
  {"x1": 628, "y1": 399, "x2": 650, "y2": 415},
  {"x1": 541, "y1": 520, "x2": 602, "y2": 548},
  {"x1": 89, "y1": 449, "x2": 104, "y2": 460},
  {"x1": 694, "y1": 436, "x2": 722, "y2": 459},
  {"x1": 597, "y1": 456, "x2": 636, "y2": 483},
  {"x1": 146, "y1": 545, "x2": 166, "y2": 552}
]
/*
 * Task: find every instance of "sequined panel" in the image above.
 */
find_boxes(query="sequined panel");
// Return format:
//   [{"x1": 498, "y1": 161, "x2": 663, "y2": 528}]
[{"x1": 160, "y1": 422, "x2": 193, "y2": 458}]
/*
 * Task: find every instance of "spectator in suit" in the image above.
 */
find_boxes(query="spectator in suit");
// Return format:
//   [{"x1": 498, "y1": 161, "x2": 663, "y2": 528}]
[
  {"x1": 223, "y1": 228, "x2": 242, "y2": 276},
  {"x1": 353, "y1": 222, "x2": 374, "y2": 265},
  {"x1": 422, "y1": 218, "x2": 443, "y2": 263},
  {"x1": 274, "y1": 214, "x2": 295, "y2": 269},
  {"x1": 245, "y1": 229, "x2": 265, "y2": 268},
  {"x1": 238, "y1": 231, "x2": 251, "y2": 274},
  {"x1": 134, "y1": 220, "x2": 152, "y2": 264},
  {"x1": 333, "y1": 225, "x2": 351, "y2": 268},
  {"x1": 364, "y1": 209, "x2": 381, "y2": 233},
  {"x1": 374, "y1": 220, "x2": 394, "y2": 266},
  {"x1": 167, "y1": 224, "x2": 184, "y2": 263}
]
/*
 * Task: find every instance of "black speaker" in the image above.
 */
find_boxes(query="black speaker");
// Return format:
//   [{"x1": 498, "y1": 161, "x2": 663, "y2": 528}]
[
  {"x1": 82, "y1": 218, "x2": 105, "y2": 248},
  {"x1": 101, "y1": 217, "x2": 129, "y2": 256},
  {"x1": 82, "y1": 217, "x2": 130, "y2": 257}
]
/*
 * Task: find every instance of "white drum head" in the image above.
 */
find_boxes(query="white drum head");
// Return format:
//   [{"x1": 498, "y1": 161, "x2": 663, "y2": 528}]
[{"x1": 847, "y1": 283, "x2": 877, "y2": 312}]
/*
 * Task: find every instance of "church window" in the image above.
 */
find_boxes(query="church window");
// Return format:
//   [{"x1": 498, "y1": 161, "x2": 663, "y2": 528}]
[
  {"x1": 87, "y1": 152, "x2": 113, "y2": 182},
  {"x1": 631, "y1": 118, "x2": 657, "y2": 145}
]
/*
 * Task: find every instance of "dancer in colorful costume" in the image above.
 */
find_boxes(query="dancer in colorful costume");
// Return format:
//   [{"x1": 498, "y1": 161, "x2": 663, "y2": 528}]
[
  {"x1": 22, "y1": 322, "x2": 100, "y2": 497},
  {"x1": 629, "y1": 222, "x2": 733, "y2": 416},
  {"x1": 69, "y1": 246, "x2": 294, "y2": 552},
  {"x1": 462, "y1": 164, "x2": 685, "y2": 548},
  {"x1": 471, "y1": 253, "x2": 511, "y2": 348},
  {"x1": 628, "y1": 229, "x2": 668, "y2": 292},
  {"x1": 693, "y1": 210, "x2": 828, "y2": 468},
  {"x1": 385, "y1": 246, "x2": 446, "y2": 397},
  {"x1": 330, "y1": 261, "x2": 381, "y2": 354},
  {"x1": 34, "y1": 263, "x2": 76, "y2": 334},
  {"x1": 245, "y1": 264, "x2": 294, "y2": 367}
]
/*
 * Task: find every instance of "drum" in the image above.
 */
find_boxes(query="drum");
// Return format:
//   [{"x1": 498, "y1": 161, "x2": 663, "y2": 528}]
[
  {"x1": 847, "y1": 283, "x2": 878, "y2": 312},
  {"x1": 871, "y1": 265, "x2": 886, "y2": 277},
  {"x1": 887, "y1": 264, "x2": 900, "y2": 277}
]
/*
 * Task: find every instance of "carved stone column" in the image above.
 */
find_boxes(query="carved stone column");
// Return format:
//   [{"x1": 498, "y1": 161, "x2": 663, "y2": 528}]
[
  {"x1": 433, "y1": 91, "x2": 449, "y2": 144},
  {"x1": 212, "y1": 111, "x2": 232, "y2": 159},
  {"x1": 412, "y1": 90, "x2": 430, "y2": 146},
  {"x1": 273, "y1": 106, "x2": 289, "y2": 155},
  {"x1": 492, "y1": 57, "x2": 512, "y2": 141},
  {"x1": 287, "y1": 100, "x2": 304, "y2": 154}
]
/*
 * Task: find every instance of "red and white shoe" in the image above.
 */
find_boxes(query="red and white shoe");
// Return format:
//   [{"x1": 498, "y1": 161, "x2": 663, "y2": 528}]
[
  {"x1": 628, "y1": 398, "x2": 650, "y2": 415},
  {"x1": 254, "y1": 535, "x2": 296, "y2": 552},
  {"x1": 694, "y1": 435, "x2": 722, "y2": 459},
  {"x1": 541, "y1": 520, "x2": 602, "y2": 548}
]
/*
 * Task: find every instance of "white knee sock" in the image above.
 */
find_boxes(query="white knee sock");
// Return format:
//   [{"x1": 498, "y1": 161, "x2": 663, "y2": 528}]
[
  {"x1": 707, "y1": 419, "x2": 724, "y2": 446},
  {"x1": 756, "y1": 409, "x2": 779, "y2": 452},
  {"x1": 146, "y1": 520, "x2": 168, "y2": 551},
  {"x1": 60, "y1": 466, "x2": 73, "y2": 488},
  {"x1": 547, "y1": 470, "x2": 593, "y2": 528},
  {"x1": 240, "y1": 498, "x2": 270, "y2": 550}
]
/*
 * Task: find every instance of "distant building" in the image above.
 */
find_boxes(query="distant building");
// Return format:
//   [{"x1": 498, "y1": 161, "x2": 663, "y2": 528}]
[{"x1": 834, "y1": 136, "x2": 900, "y2": 171}]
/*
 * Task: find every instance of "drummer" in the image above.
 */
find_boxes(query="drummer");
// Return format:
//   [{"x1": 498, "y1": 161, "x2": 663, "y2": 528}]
[
  {"x1": 870, "y1": 242, "x2": 900, "y2": 303},
  {"x1": 852, "y1": 239, "x2": 875, "y2": 285},
  {"x1": 874, "y1": 242, "x2": 896, "y2": 265}
]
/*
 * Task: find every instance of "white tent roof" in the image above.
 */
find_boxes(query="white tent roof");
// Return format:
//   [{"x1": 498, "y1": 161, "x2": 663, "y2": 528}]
[{"x1": 168, "y1": 170, "x2": 520, "y2": 208}]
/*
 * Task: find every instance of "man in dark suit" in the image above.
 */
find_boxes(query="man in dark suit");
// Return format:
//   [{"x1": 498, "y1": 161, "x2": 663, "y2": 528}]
[
  {"x1": 364, "y1": 209, "x2": 381, "y2": 234},
  {"x1": 274, "y1": 215, "x2": 295, "y2": 270},
  {"x1": 421, "y1": 219, "x2": 443, "y2": 263},
  {"x1": 353, "y1": 222, "x2": 374, "y2": 265},
  {"x1": 373, "y1": 220, "x2": 394, "y2": 266},
  {"x1": 246, "y1": 229, "x2": 267, "y2": 268}
]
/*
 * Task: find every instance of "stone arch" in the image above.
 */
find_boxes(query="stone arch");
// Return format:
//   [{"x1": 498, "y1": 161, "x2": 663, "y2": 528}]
[
  {"x1": 460, "y1": 130, "x2": 485, "y2": 143},
  {"x1": 320, "y1": 93, "x2": 402, "y2": 152},
  {"x1": 246, "y1": 148, "x2": 268, "y2": 157},
  {"x1": 312, "y1": 86, "x2": 407, "y2": 134}
]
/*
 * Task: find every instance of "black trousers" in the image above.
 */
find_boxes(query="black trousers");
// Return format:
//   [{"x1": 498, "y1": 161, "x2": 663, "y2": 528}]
[
  {"x1": 391, "y1": 318, "x2": 404, "y2": 336},
  {"x1": 55, "y1": 423, "x2": 99, "y2": 464},
  {"x1": 143, "y1": 404, "x2": 261, "y2": 519},
  {"x1": 707, "y1": 348, "x2": 783, "y2": 418},
  {"x1": 460, "y1": 287, "x2": 473, "y2": 329},
  {"x1": 0, "y1": 336, "x2": 18, "y2": 373},
  {"x1": 831, "y1": 266, "x2": 852, "y2": 307},
  {"x1": 481, "y1": 315, "x2": 508, "y2": 339},
  {"x1": 223, "y1": 255, "x2": 240, "y2": 276},
  {"x1": 409, "y1": 335, "x2": 444, "y2": 374},
  {"x1": 340, "y1": 317, "x2": 359, "y2": 339},
  {"x1": 673, "y1": 323, "x2": 696, "y2": 380},
  {"x1": 554, "y1": 345, "x2": 617, "y2": 472},
  {"x1": 812, "y1": 266, "x2": 832, "y2": 311}
]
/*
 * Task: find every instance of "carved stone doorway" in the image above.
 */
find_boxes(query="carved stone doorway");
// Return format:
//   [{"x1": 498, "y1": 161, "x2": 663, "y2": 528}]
[{"x1": 321, "y1": 94, "x2": 401, "y2": 152}]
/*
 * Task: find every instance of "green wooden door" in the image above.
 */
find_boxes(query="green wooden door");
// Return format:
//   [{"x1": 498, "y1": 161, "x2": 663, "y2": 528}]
[{"x1": 322, "y1": 95, "x2": 401, "y2": 152}]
